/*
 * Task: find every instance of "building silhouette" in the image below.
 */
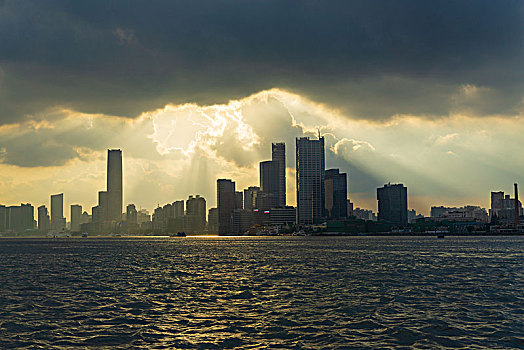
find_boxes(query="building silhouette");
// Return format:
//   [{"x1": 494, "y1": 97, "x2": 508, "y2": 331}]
[
  {"x1": 5, "y1": 204, "x2": 34, "y2": 233},
  {"x1": 243, "y1": 186, "x2": 260, "y2": 211},
  {"x1": 272, "y1": 142, "x2": 286, "y2": 207},
  {"x1": 217, "y1": 179, "x2": 237, "y2": 234},
  {"x1": 377, "y1": 183, "x2": 408, "y2": 226},
  {"x1": 126, "y1": 204, "x2": 138, "y2": 224},
  {"x1": 38, "y1": 205, "x2": 50, "y2": 234},
  {"x1": 260, "y1": 160, "x2": 279, "y2": 209},
  {"x1": 296, "y1": 136, "x2": 325, "y2": 224},
  {"x1": 186, "y1": 195, "x2": 206, "y2": 233},
  {"x1": 51, "y1": 193, "x2": 66, "y2": 231},
  {"x1": 70, "y1": 204, "x2": 82, "y2": 232},
  {"x1": 325, "y1": 169, "x2": 348, "y2": 220},
  {"x1": 106, "y1": 149, "x2": 123, "y2": 222}
]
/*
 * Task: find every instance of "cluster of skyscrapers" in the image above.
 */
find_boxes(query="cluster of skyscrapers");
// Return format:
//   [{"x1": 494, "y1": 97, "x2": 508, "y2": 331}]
[
  {"x1": 214, "y1": 137, "x2": 351, "y2": 234},
  {"x1": 0, "y1": 141, "x2": 522, "y2": 235}
]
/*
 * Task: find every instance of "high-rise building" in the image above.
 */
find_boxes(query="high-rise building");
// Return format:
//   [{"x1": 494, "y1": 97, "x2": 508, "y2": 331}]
[
  {"x1": 186, "y1": 195, "x2": 207, "y2": 233},
  {"x1": 272, "y1": 142, "x2": 286, "y2": 207},
  {"x1": 107, "y1": 149, "x2": 123, "y2": 222},
  {"x1": 7, "y1": 204, "x2": 34, "y2": 233},
  {"x1": 217, "y1": 179, "x2": 237, "y2": 234},
  {"x1": 243, "y1": 186, "x2": 260, "y2": 210},
  {"x1": 490, "y1": 190, "x2": 522, "y2": 225},
  {"x1": 208, "y1": 208, "x2": 218, "y2": 234},
  {"x1": 126, "y1": 204, "x2": 138, "y2": 224},
  {"x1": 50, "y1": 193, "x2": 65, "y2": 230},
  {"x1": 173, "y1": 200, "x2": 185, "y2": 217},
  {"x1": 0, "y1": 205, "x2": 7, "y2": 232},
  {"x1": 70, "y1": 204, "x2": 82, "y2": 232},
  {"x1": 324, "y1": 169, "x2": 348, "y2": 220},
  {"x1": 377, "y1": 183, "x2": 408, "y2": 226},
  {"x1": 296, "y1": 136, "x2": 325, "y2": 224},
  {"x1": 38, "y1": 205, "x2": 50, "y2": 234},
  {"x1": 260, "y1": 160, "x2": 279, "y2": 209}
]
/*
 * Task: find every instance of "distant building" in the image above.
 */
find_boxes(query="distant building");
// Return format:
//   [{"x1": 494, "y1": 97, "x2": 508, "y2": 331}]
[
  {"x1": 231, "y1": 209, "x2": 253, "y2": 234},
  {"x1": 243, "y1": 186, "x2": 260, "y2": 211},
  {"x1": 186, "y1": 195, "x2": 206, "y2": 233},
  {"x1": 217, "y1": 179, "x2": 237, "y2": 234},
  {"x1": 208, "y1": 208, "x2": 218, "y2": 234},
  {"x1": 325, "y1": 169, "x2": 348, "y2": 220},
  {"x1": 107, "y1": 149, "x2": 123, "y2": 222},
  {"x1": 431, "y1": 205, "x2": 487, "y2": 223},
  {"x1": 347, "y1": 200, "x2": 354, "y2": 217},
  {"x1": 70, "y1": 204, "x2": 82, "y2": 232},
  {"x1": 6, "y1": 204, "x2": 34, "y2": 233},
  {"x1": 137, "y1": 209, "x2": 151, "y2": 225},
  {"x1": 490, "y1": 191, "x2": 522, "y2": 225},
  {"x1": 38, "y1": 205, "x2": 50, "y2": 234},
  {"x1": 272, "y1": 142, "x2": 286, "y2": 207},
  {"x1": 235, "y1": 191, "x2": 244, "y2": 210},
  {"x1": 270, "y1": 206, "x2": 296, "y2": 226},
  {"x1": 260, "y1": 160, "x2": 280, "y2": 209},
  {"x1": 173, "y1": 200, "x2": 185, "y2": 217},
  {"x1": 377, "y1": 183, "x2": 408, "y2": 226},
  {"x1": 408, "y1": 209, "x2": 424, "y2": 223},
  {"x1": 296, "y1": 136, "x2": 325, "y2": 224},
  {"x1": 353, "y1": 208, "x2": 377, "y2": 221},
  {"x1": 126, "y1": 204, "x2": 138, "y2": 224},
  {"x1": 51, "y1": 193, "x2": 66, "y2": 231}
]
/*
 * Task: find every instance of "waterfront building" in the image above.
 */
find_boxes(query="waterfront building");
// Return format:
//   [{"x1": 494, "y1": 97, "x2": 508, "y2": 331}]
[
  {"x1": 186, "y1": 195, "x2": 207, "y2": 233},
  {"x1": 126, "y1": 204, "x2": 138, "y2": 224},
  {"x1": 325, "y1": 169, "x2": 348, "y2": 220},
  {"x1": 272, "y1": 142, "x2": 286, "y2": 207},
  {"x1": 296, "y1": 136, "x2": 325, "y2": 224},
  {"x1": 208, "y1": 208, "x2": 218, "y2": 234},
  {"x1": 38, "y1": 205, "x2": 50, "y2": 234},
  {"x1": 217, "y1": 179, "x2": 237, "y2": 234},
  {"x1": 107, "y1": 149, "x2": 123, "y2": 222},
  {"x1": 260, "y1": 160, "x2": 280, "y2": 209},
  {"x1": 269, "y1": 206, "x2": 296, "y2": 226},
  {"x1": 51, "y1": 193, "x2": 66, "y2": 231},
  {"x1": 490, "y1": 191, "x2": 522, "y2": 225},
  {"x1": 377, "y1": 183, "x2": 408, "y2": 226},
  {"x1": 0, "y1": 205, "x2": 6, "y2": 232},
  {"x1": 6, "y1": 204, "x2": 34, "y2": 233},
  {"x1": 243, "y1": 186, "x2": 260, "y2": 211},
  {"x1": 231, "y1": 209, "x2": 253, "y2": 234},
  {"x1": 70, "y1": 204, "x2": 82, "y2": 232}
]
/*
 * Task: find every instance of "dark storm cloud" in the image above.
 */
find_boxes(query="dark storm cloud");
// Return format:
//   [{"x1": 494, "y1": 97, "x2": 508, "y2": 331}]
[{"x1": 0, "y1": 0, "x2": 522, "y2": 123}]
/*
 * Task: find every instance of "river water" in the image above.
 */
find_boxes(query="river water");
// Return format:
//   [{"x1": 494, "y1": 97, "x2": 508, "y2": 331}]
[{"x1": 0, "y1": 236, "x2": 522, "y2": 349}]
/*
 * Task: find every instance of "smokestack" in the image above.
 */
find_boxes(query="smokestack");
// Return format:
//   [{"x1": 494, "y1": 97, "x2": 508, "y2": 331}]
[{"x1": 515, "y1": 183, "x2": 519, "y2": 229}]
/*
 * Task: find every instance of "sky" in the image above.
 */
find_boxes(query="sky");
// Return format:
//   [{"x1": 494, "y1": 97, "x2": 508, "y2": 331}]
[{"x1": 0, "y1": 1, "x2": 523, "y2": 218}]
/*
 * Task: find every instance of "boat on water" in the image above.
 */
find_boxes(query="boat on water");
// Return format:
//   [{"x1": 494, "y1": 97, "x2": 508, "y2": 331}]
[{"x1": 170, "y1": 232, "x2": 187, "y2": 237}]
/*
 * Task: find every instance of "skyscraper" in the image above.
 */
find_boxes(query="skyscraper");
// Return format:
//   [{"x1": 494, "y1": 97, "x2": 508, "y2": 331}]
[
  {"x1": 70, "y1": 204, "x2": 82, "y2": 232},
  {"x1": 51, "y1": 193, "x2": 65, "y2": 230},
  {"x1": 107, "y1": 149, "x2": 123, "y2": 222},
  {"x1": 217, "y1": 179, "x2": 236, "y2": 234},
  {"x1": 296, "y1": 136, "x2": 325, "y2": 224},
  {"x1": 325, "y1": 169, "x2": 348, "y2": 220},
  {"x1": 377, "y1": 183, "x2": 408, "y2": 226},
  {"x1": 260, "y1": 160, "x2": 279, "y2": 209},
  {"x1": 272, "y1": 142, "x2": 286, "y2": 207},
  {"x1": 38, "y1": 205, "x2": 50, "y2": 234},
  {"x1": 186, "y1": 195, "x2": 207, "y2": 233}
]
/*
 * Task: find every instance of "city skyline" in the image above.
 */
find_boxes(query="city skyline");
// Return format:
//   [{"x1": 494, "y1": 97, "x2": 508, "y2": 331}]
[{"x1": 0, "y1": 2, "x2": 522, "y2": 217}]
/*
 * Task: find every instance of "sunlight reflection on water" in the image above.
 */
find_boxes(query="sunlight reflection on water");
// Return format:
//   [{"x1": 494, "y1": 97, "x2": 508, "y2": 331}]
[{"x1": 0, "y1": 236, "x2": 522, "y2": 349}]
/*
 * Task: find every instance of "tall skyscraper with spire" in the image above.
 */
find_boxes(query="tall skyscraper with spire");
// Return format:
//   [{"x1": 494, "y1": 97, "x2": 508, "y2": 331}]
[
  {"x1": 106, "y1": 149, "x2": 123, "y2": 222},
  {"x1": 272, "y1": 142, "x2": 286, "y2": 207},
  {"x1": 296, "y1": 136, "x2": 325, "y2": 224}
]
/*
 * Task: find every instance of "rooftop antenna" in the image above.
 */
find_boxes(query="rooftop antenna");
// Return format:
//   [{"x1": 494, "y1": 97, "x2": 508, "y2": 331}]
[{"x1": 318, "y1": 128, "x2": 321, "y2": 139}]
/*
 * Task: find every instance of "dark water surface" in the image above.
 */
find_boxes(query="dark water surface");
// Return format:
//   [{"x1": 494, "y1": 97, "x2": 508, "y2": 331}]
[{"x1": 0, "y1": 236, "x2": 522, "y2": 349}]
